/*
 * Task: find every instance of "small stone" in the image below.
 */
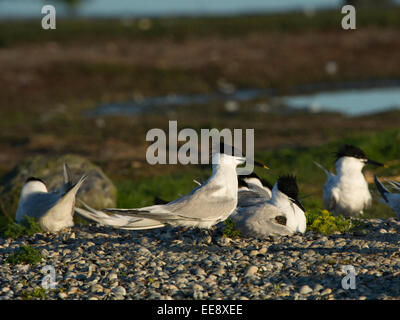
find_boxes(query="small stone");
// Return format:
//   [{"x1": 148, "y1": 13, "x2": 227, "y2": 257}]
[
  {"x1": 68, "y1": 287, "x2": 79, "y2": 295},
  {"x1": 314, "y1": 284, "x2": 324, "y2": 292},
  {"x1": 112, "y1": 286, "x2": 126, "y2": 296},
  {"x1": 321, "y1": 288, "x2": 332, "y2": 295},
  {"x1": 138, "y1": 247, "x2": 151, "y2": 256},
  {"x1": 300, "y1": 285, "x2": 313, "y2": 295},
  {"x1": 191, "y1": 267, "x2": 206, "y2": 276},
  {"x1": 214, "y1": 268, "x2": 225, "y2": 277},
  {"x1": 258, "y1": 247, "x2": 268, "y2": 255},
  {"x1": 58, "y1": 292, "x2": 68, "y2": 299},
  {"x1": 107, "y1": 273, "x2": 118, "y2": 282},
  {"x1": 244, "y1": 266, "x2": 258, "y2": 277},
  {"x1": 192, "y1": 284, "x2": 203, "y2": 291},
  {"x1": 249, "y1": 250, "x2": 259, "y2": 256},
  {"x1": 90, "y1": 284, "x2": 103, "y2": 293}
]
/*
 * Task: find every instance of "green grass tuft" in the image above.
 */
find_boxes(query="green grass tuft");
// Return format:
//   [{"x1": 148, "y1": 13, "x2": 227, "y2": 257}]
[
  {"x1": 21, "y1": 287, "x2": 49, "y2": 300},
  {"x1": 306, "y1": 209, "x2": 365, "y2": 235},
  {"x1": 1, "y1": 216, "x2": 42, "y2": 239},
  {"x1": 222, "y1": 218, "x2": 242, "y2": 239},
  {"x1": 6, "y1": 245, "x2": 44, "y2": 265}
]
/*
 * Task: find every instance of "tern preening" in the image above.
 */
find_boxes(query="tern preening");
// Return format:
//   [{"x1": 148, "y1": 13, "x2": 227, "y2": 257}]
[
  {"x1": 374, "y1": 175, "x2": 400, "y2": 218},
  {"x1": 75, "y1": 143, "x2": 268, "y2": 231},
  {"x1": 15, "y1": 164, "x2": 87, "y2": 233},
  {"x1": 314, "y1": 144, "x2": 384, "y2": 217},
  {"x1": 237, "y1": 172, "x2": 273, "y2": 207},
  {"x1": 232, "y1": 175, "x2": 306, "y2": 238}
]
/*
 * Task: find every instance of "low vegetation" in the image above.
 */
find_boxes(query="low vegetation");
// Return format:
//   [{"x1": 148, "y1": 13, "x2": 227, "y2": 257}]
[
  {"x1": 222, "y1": 218, "x2": 242, "y2": 239},
  {"x1": 1, "y1": 217, "x2": 42, "y2": 239},
  {"x1": 6, "y1": 245, "x2": 44, "y2": 265},
  {"x1": 306, "y1": 209, "x2": 366, "y2": 235},
  {"x1": 2, "y1": 9, "x2": 400, "y2": 47}
]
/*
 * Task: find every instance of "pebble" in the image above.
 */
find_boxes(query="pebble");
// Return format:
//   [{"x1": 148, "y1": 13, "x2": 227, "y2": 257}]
[
  {"x1": 300, "y1": 285, "x2": 313, "y2": 295},
  {"x1": 244, "y1": 266, "x2": 258, "y2": 277},
  {"x1": 321, "y1": 288, "x2": 332, "y2": 295},
  {"x1": 112, "y1": 286, "x2": 126, "y2": 296},
  {"x1": 58, "y1": 292, "x2": 68, "y2": 299}
]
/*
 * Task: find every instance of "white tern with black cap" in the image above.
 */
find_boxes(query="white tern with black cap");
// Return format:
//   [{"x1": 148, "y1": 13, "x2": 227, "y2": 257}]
[
  {"x1": 232, "y1": 175, "x2": 306, "y2": 238},
  {"x1": 15, "y1": 163, "x2": 87, "y2": 232},
  {"x1": 75, "y1": 142, "x2": 268, "y2": 230},
  {"x1": 314, "y1": 144, "x2": 384, "y2": 217}
]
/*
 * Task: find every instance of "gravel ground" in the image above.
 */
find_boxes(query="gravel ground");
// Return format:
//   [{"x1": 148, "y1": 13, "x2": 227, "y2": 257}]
[{"x1": 1, "y1": 218, "x2": 400, "y2": 300}]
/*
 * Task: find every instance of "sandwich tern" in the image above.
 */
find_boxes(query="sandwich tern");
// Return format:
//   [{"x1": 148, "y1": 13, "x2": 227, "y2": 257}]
[
  {"x1": 75, "y1": 143, "x2": 268, "y2": 231},
  {"x1": 232, "y1": 175, "x2": 306, "y2": 238},
  {"x1": 374, "y1": 175, "x2": 400, "y2": 218},
  {"x1": 314, "y1": 144, "x2": 384, "y2": 217},
  {"x1": 15, "y1": 163, "x2": 87, "y2": 232}
]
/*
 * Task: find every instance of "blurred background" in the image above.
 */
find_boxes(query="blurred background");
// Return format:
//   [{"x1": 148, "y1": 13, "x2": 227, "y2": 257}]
[{"x1": 0, "y1": 0, "x2": 400, "y2": 220}]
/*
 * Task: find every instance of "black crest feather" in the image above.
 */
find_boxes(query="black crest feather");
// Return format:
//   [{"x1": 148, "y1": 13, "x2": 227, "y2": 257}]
[
  {"x1": 25, "y1": 177, "x2": 45, "y2": 185},
  {"x1": 336, "y1": 144, "x2": 366, "y2": 160},
  {"x1": 277, "y1": 175, "x2": 299, "y2": 200}
]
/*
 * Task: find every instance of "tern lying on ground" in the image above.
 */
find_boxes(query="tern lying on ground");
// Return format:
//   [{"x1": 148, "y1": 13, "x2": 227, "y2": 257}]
[
  {"x1": 231, "y1": 175, "x2": 306, "y2": 238},
  {"x1": 237, "y1": 172, "x2": 273, "y2": 207}
]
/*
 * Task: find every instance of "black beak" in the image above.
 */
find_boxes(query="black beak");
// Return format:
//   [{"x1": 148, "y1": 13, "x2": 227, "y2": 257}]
[
  {"x1": 366, "y1": 159, "x2": 384, "y2": 167},
  {"x1": 253, "y1": 160, "x2": 269, "y2": 169},
  {"x1": 291, "y1": 198, "x2": 306, "y2": 212}
]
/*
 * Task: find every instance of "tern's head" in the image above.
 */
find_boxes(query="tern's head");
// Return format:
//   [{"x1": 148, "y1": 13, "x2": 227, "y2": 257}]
[
  {"x1": 20, "y1": 177, "x2": 48, "y2": 198},
  {"x1": 272, "y1": 175, "x2": 305, "y2": 212},
  {"x1": 335, "y1": 145, "x2": 384, "y2": 170},
  {"x1": 212, "y1": 142, "x2": 268, "y2": 169},
  {"x1": 238, "y1": 172, "x2": 273, "y2": 189}
]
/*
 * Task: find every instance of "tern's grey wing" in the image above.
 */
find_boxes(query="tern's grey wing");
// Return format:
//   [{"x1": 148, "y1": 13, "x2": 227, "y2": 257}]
[
  {"x1": 104, "y1": 181, "x2": 236, "y2": 223},
  {"x1": 164, "y1": 182, "x2": 236, "y2": 220},
  {"x1": 374, "y1": 175, "x2": 390, "y2": 202},
  {"x1": 232, "y1": 203, "x2": 292, "y2": 238},
  {"x1": 237, "y1": 190, "x2": 267, "y2": 207},
  {"x1": 314, "y1": 161, "x2": 338, "y2": 211},
  {"x1": 19, "y1": 192, "x2": 61, "y2": 220},
  {"x1": 237, "y1": 183, "x2": 271, "y2": 207},
  {"x1": 323, "y1": 175, "x2": 339, "y2": 213}
]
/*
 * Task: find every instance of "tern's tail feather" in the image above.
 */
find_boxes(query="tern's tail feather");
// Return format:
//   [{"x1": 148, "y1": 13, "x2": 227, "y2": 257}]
[
  {"x1": 193, "y1": 178, "x2": 204, "y2": 186},
  {"x1": 62, "y1": 163, "x2": 74, "y2": 194},
  {"x1": 313, "y1": 161, "x2": 331, "y2": 177},
  {"x1": 61, "y1": 163, "x2": 87, "y2": 196},
  {"x1": 387, "y1": 180, "x2": 400, "y2": 192},
  {"x1": 58, "y1": 173, "x2": 87, "y2": 206},
  {"x1": 374, "y1": 175, "x2": 390, "y2": 202},
  {"x1": 75, "y1": 201, "x2": 165, "y2": 230}
]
